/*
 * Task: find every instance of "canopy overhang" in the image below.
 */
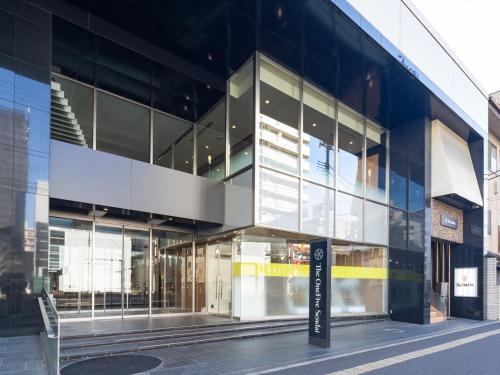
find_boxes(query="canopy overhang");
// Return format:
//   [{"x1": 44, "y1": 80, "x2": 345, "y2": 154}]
[{"x1": 431, "y1": 120, "x2": 483, "y2": 208}]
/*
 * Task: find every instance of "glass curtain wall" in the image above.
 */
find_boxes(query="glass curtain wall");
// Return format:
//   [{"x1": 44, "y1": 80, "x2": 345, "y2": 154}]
[
  {"x1": 48, "y1": 218, "x2": 92, "y2": 313},
  {"x1": 234, "y1": 234, "x2": 387, "y2": 318},
  {"x1": 255, "y1": 54, "x2": 388, "y2": 244},
  {"x1": 49, "y1": 217, "x2": 194, "y2": 317}
]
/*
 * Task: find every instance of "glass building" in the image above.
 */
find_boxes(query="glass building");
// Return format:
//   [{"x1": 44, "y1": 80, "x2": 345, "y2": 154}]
[{"x1": 0, "y1": 0, "x2": 489, "y2": 335}]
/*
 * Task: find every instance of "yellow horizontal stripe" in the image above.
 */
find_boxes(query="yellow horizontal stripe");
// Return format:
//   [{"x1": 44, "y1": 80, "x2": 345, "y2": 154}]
[{"x1": 232, "y1": 262, "x2": 387, "y2": 280}]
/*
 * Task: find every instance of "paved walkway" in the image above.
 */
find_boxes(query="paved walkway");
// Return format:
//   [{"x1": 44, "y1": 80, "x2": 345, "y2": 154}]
[
  {"x1": 61, "y1": 315, "x2": 234, "y2": 337},
  {"x1": 0, "y1": 335, "x2": 47, "y2": 375},
  {"x1": 58, "y1": 318, "x2": 486, "y2": 374}
]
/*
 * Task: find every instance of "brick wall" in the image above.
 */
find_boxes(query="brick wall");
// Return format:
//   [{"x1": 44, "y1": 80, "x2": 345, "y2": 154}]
[{"x1": 431, "y1": 199, "x2": 463, "y2": 243}]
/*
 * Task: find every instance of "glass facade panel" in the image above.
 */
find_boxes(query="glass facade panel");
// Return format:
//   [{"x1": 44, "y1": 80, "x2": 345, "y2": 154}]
[
  {"x1": 94, "y1": 225, "x2": 123, "y2": 311},
  {"x1": 195, "y1": 245, "x2": 206, "y2": 312},
  {"x1": 229, "y1": 59, "x2": 254, "y2": 174},
  {"x1": 259, "y1": 59, "x2": 300, "y2": 175},
  {"x1": 235, "y1": 235, "x2": 309, "y2": 317},
  {"x1": 302, "y1": 181, "x2": 334, "y2": 237},
  {"x1": 366, "y1": 121, "x2": 387, "y2": 202},
  {"x1": 153, "y1": 111, "x2": 193, "y2": 171},
  {"x1": 173, "y1": 126, "x2": 194, "y2": 173},
  {"x1": 365, "y1": 201, "x2": 388, "y2": 245},
  {"x1": 302, "y1": 84, "x2": 335, "y2": 185},
  {"x1": 48, "y1": 218, "x2": 92, "y2": 313},
  {"x1": 259, "y1": 168, "x2": 299, "y2": 231},
  {"x1": 123, "y1": 229, "x2": 149, "y2": 313},
  {"x1": 234, "y1": 234, "x2": 387, "y2": 319},
  {"x1": 151, "y1": 230, "x2": 192, "y2": 313},
  {"x1": 337, "y1": 104, "x2": 364, "y2": 195},
  {"x1": 197, "y1": 100, "x2": 226, "y2": 180},
  {"x1": 51, "y1": 76, "x2": 93, "y2": 148},
  {"x1": 96, "y1": 91, "x2": 150, "y2": 162},
  {"x1": 336, "y1": 192, "x2": 363, "y2": 241},
  {"x1": 332, "y1": 245, "x2": 387, "y2": 314}
]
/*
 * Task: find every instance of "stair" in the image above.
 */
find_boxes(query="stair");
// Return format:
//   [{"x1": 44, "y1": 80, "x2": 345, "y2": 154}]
[
  {"x1": 50, "y1": 80, "x2": 89, "y2": 147},
  {"x1": 430, "y1": 305, "x2": 446, "y2": 323},
  {"x1": 60, "y1": 315, "x2": 388, "y2": 362}
]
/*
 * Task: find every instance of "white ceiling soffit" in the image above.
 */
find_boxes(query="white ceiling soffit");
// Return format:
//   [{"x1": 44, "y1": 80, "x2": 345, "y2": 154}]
[{"x1": 431, "y1": 120, "x2": 483, "y2": 206}]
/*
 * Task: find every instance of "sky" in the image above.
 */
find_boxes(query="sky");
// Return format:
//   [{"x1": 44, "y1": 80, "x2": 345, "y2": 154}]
[{"x1": 411, "y1": 0, "x2": 500, "y2": 94}]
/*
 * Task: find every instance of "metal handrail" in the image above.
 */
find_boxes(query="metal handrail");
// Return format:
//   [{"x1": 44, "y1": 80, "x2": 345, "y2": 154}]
[{"x1": 39, "y1": 288, "x2": 60, "y2": 375}]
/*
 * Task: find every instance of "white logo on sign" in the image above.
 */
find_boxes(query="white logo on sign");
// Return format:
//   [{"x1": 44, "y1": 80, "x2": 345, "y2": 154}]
[{"x1": 314, "y1": 248, "x2": 324, "y2": 261}]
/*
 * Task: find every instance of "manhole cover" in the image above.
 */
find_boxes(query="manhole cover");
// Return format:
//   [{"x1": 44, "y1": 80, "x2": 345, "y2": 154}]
[
  {"x1": 61, "y1": 355, "x2": 161, "y2": 375},
  {"x1": 384, "y1": 328, "x2": 405, "y2": 333}
]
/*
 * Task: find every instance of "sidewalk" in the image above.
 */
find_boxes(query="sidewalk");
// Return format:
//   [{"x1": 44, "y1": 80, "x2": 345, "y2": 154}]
[{"x1": 107, "y1": 318, "x2": 488, "y2": 374}]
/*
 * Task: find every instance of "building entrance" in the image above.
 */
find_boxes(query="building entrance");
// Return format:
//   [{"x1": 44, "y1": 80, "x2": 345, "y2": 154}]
[
  {"x1": 431, "y1": 239, "x2": 453, "y2": 323},
  {"x1": 206, "y1": 241, "x2": 232, "y2": 316}
]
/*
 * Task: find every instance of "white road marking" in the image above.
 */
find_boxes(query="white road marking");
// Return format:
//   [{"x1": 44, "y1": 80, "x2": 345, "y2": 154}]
[
  {"x1": 245, "y1": 321, "x2": 498, "y2": 374},
  {"x1": 327, "y1": 327, "x2": 500, "y2": 375}
]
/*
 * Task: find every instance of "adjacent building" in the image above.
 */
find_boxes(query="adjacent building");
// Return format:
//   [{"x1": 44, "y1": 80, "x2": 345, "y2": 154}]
[{"x1": 0, "y1": 0, "x2": 490, "y2": 336}]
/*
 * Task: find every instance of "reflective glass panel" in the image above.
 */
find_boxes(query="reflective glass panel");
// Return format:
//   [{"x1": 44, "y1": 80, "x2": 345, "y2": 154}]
[
  {"x1": 259, "y1": 168, "x2": 299, "y2": 231},
  {"x1": 94, "y1": 226, "x2": 123, "y2": 312},
  {"x1": 96, "y1": 91, "x2": 150, "y2": 162},
  {"x1": 123, "y1": 229, "x2": 149, "y2": 313},
  {"x1": 259, "y1": 58, "x2": 300, "y2": 175},
  {"x1": 336, "y1": 192, "x2": 363, "y2": 241},
  {"x1": 337, "y1": 104, "x2": 364, "y2": 195},
  {"x1": 332, "y1": 245, "x2": 387, "y2": 314},
  {"x1": 366, "y1": 121, "x2": 387, "y2": 202},
  {"x1": 153, "y1": 111, "x2": 193, "y2": 171},
  {"x1": 173, "y1": 126, "x2": 194, "y2": 173},
  {"x1": 302, "y1": 181, "x2": 334, "y2": 237},
  {"x1": 229, "y1": 59, "x2": 254, "y2": 174},
  {"x1": 365, "y1": 201, "x2": 388, "y2": 245},
  {"x1": 51, "y1": 76, "x2": 93, "y2": 148},
  {"x1": 151, "y1": 230, "x2": 192, "y2": 313},
  {"x1": 302, "y1": 84, "x2": 335, "y2": 185},
  {"x1": 235, "y1": 235, "x2": 309, "y2": 318},
  {"x1": 197, "y1": 100, "x2": 225, "y2": 180},
  {"x1": 48, "y1": 218, "x2": 92, "y2": 313}
]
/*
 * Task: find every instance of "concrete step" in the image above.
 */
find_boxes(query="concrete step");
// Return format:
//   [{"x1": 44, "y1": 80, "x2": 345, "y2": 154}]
[{"x1": 60, "y1": 315, "x2": 388, "y2": 361}]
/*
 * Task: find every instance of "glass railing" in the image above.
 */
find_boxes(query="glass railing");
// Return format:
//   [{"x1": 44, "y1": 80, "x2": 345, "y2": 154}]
[{"x1": 38, "y1": 288, "x2": 60, "y2": 375}]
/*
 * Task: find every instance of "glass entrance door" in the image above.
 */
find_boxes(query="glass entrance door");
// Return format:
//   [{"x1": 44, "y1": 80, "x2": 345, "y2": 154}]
[{"x1": 207, "y1": 241, "x2": 232, "y2": 316}]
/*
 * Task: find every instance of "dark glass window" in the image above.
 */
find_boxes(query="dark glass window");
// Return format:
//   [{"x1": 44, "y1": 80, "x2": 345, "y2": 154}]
[
  {"x1": 95, "y1": 37, "x2": 151, "y2": 106},
  {"x1": 51, "y1": 76, "x2": 93, "y2": 147},
  {"x1": 389, "y1": 124, "x2": 408, "y2": 210},
  {"x1": 96, "y1": 91, "x2": 150, "y2": 162},
  {"x1": 153, "y1": 111, "x2": 193, "y2": 172},
  {"x1": 408, "y1": 214, "x2": 425, "y2": 252},
  {"x1": 389, "y1": 208, "x2": 407, "y2": 249},
  {"x1": 229, "y1": 59, "x2": 254, "y2": 175},
  {"x1": 196, "y1": 100, "x2": 226, "y2": 180}
]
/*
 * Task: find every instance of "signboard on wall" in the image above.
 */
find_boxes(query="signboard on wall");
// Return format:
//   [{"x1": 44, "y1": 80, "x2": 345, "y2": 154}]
[
  {"x1": 440, "y1": 214, "x2": 458, "y2": 229},
  {"x1": 454, "y1": 267, "x2": 478, "y2": 297},
  {"x1": 309, "y1": 238, "x2": 331, "y2": 348}
]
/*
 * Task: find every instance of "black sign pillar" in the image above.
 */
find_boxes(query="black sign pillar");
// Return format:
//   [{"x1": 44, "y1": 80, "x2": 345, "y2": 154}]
[{"x1": 309, "y1": 238, "x2": 332, "y2": 348}]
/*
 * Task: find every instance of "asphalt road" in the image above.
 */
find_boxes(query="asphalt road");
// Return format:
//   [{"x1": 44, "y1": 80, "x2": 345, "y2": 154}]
[{"x1": 265, "y1": 321, "x2": 500, "y2": 375}]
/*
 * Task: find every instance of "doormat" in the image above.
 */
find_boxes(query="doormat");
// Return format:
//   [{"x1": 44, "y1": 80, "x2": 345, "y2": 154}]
[{"x1": 61, "y1": 354, "x2": 162, "y2": 375}]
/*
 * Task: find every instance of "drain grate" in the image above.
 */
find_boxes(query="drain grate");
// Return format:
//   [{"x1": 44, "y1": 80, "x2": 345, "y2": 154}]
[{"x1": 61, "y1": 354, "x2": 161, "y2": 375}]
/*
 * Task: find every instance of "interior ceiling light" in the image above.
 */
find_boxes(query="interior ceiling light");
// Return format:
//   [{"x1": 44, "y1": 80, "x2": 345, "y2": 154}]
[
  {"x1": 206, "y1": 84, "x2": 211, "y2": 89},
  {"x1": 205, "y1": 145, "x2": 209, "y2": 149},
  {"x1": 277, "y1": 5, "x2": 283, "y2": 19},
  {"x1": 185, "y1": 94, "x2": 190, "y2": 100},
  {"x1": 244, "y1": 152, "x2": 249, "y2": 155},
  {"x1": 312, "y1": 123, "x2": 317, "y2": 127},
  {"x1": 207, "y1": 52, "x2": 213, "y2": 61},
  {"x1": 183, "y1": 105, "x2": 188, "y2": 111},
  {"x1": 265, "y1": 99, "x2": 270, "y2": 104},
  {"x1": 185, "y1": 160, "x2": 189, "y2": 164},
  {"x1": 232, "y1": 125, "x2": 236, "y2": 129},
  {"x1": 349, "y1": 140, "x2": 353, "y2": 145}
]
